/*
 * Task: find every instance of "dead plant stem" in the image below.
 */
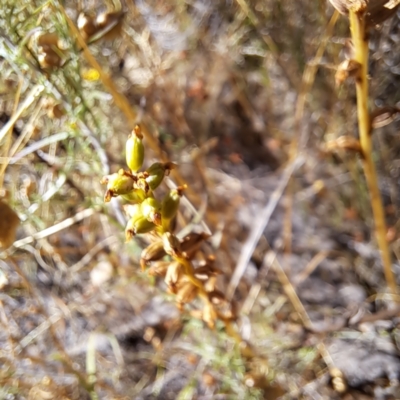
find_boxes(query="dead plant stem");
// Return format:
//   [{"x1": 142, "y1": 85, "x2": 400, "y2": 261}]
[{"x1": 349, "y1": 9, "x2": 396, "y2": 295}]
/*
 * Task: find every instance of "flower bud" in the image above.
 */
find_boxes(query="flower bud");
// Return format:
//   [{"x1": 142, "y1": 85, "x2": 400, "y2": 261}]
[
  {"x1": 124, "y1": 204, "x2": 155, "y2": 239},
  {"x1": 140, "y1": 197, "x2": 162, "y2": 225},
  {"x1": 100, "y1": 169, "x2": 135, "y2": 202},
  {"x1": 121, "y1": 188, "x2": 147, "y2": 204},
  {"x1": 125, "y1": 212, "x2": 156, "y2": 241},
  {"x1": 126, "y1": 125, "x2": 144, "y2": 173},
  {"x1": 145, "y1": 162, "x2": 176, "y2": 191},
  {"x1": 161, "y1": 185, "x2": 186, "y2": 229}
]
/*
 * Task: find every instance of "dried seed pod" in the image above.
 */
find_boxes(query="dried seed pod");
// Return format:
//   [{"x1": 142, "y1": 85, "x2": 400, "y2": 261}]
[
  {"x1": 208, "y1": 290, "x2": 236, "y2": 321},
  {"x1": 328, "y1": 0, "x2": 400, "y2": 26},
  {"x1": 126, "y1": 126, "x2": 144, "y2": 173},
  {"x1": 370, "y1": 106, "x2": 400, "y2": 129},
  {"x1": 100, "y1": 169, "x2": 135, "y2": 202},
  {"x1": 202, "y1": 301, "x2": 217, "y2": 329},
  {"x1": 175, "y1": 282, "x2": 197, "y2": 308},
  {"x1": 194, "y1": 263, "x2": 220, "y2": 281},
  {"x1": 94, "y1": 11, "x2": 125, "y2": 41},
  {"x1": 37, "y1": 32, "x2": 60, "y2": 48},
  {"x1": 335, "y1": 59, "x2": 361, "y2": 87},
  {"x1": 96, "y1": 11, "x2": 125, "y2": 29},
  {"x1": 147, "y1": 261, "x2": 170, "y2": 277},
  {"x1": 47, "y1": 103, "x2": 64, "y2": 119},
  {"x1": 121, "y1": 188, "x2": 147, "y2": 204},
  {"x1": 162, "y1": 232, "x2": 181, "y2": 257},
  {"x1": 140, "y1": 240, "x2": 166, "y2": 270},
  {"x1": 77, "y1": 13, "x2": 97, "y2": 42},
  {"x1": 325, "y1": 136, "x2": 362, "y2": 153},
  {"x1": 180, "y1": 232, "x2": 210, "y2": 259},
  {"x1": 204, "y1": 276, "x2": 217, "y2": 293},
  {"x1": 140, "y1": 197, "x2": 162, "y2": 225},
  {"x1": 38, "y1": 50, "x2": 62, "y2": 69},
  {"x1": 35, "y1": 32, "x2": 64, "y2": 69},
  {"x1": 165, "y1": 261, "x2": 182, "y2": 293},
  {"x1": 194, "y1": 267, "x2": 213, "y2": 282}
]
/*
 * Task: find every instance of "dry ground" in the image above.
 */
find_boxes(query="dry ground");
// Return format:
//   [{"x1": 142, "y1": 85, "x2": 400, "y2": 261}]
[{"x1": 2, "y1": 1, "x2": 400, "y2": 399}]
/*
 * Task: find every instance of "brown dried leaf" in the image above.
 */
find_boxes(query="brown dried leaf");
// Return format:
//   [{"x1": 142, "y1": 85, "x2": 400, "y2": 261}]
[{"x1": 0, "y1": 200, "x2": 20, "y2": 250}]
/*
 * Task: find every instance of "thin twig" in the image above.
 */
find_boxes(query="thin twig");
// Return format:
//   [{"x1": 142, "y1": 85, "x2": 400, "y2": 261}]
[
  {"x1": 0, "y1": 84, "x2": 43, "y2": 143},
  {"x1": 1, "y1": 207, "x2": 100, "y2": 256}
]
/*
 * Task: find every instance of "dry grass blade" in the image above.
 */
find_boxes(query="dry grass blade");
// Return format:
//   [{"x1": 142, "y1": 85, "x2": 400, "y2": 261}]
[{"x1": 227, "y1": 156, "x2": 304, "y2": 301}]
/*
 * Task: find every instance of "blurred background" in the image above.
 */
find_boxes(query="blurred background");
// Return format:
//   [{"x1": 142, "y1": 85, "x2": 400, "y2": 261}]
[{"x1": 2, "y1": 0, "x2": 400, "y2": 398}]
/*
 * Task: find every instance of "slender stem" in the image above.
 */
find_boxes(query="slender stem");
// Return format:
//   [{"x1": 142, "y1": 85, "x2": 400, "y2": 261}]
[{"x1": 349, "y1": 9, "x2": 397, "y2": 295}]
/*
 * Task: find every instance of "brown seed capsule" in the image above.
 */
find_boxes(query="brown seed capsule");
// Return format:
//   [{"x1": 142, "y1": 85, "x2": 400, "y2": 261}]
[
  {"x1": 335, "y1": 59, "x2": 361, "y2": 87},
  {"x1": 38, "y1": 50, "x2": 62, "y2": 69},
  {"x1": 370, "y1": 106, "x2": 400, "y2": 129},
  {"x1": 204, "y1": 276, "x2": 217, "y2": 293},
  {"x1": 325, "y1": 136, "x2": 362, "y2": 153},
  {"x1": 328, "y1": 0, "x2": 400, "y2": 26},
  {"x1": 202, "y1": 301, "x2": 217, "y2": 329},
  {"x1": 37, "y1": 32, "x2": 60, "y2": 47},
  {"x1": 165, "y1": 262, "x2": 183, "y2": 293},
  {"x1": 180, "y1": 232, "x2": 210, "y2": 259},
  {"x1": 140, "y1": 240, "x2": 166, "y2": 270},
  {"x1": 194, "y1": 266, "x2": 214, "y2": 282},
  {"x1": 94, "y1": 11, "x2": 125, "y2": 41},
  {"x1": 162, "y1": 232, "x2": 181, "y2": 257},
  {"x1": 77, "y1": 13, "x2": 97, "y2": 42},
  {"x1": 147, "y1": 261, "x2": 170, "y2": 277},
  {"x1": 208, "y1": 291, "x2": 236, "y2": 321},
  {"x1": 47, "y1": 103, "x2": 64, "y2": 119},
  {"x1": 175, "y1": 282, "x2": 197, "y2": 308}
]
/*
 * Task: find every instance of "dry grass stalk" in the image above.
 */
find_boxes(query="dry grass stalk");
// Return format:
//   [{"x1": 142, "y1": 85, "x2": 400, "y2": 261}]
[{"x1": 348, "y1": 5, "x2": 397, "y2": 295}]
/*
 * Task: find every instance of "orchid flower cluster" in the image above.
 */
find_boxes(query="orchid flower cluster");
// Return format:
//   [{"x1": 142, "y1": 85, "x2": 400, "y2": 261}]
[{"x1": 100, "y1": 125, "x2": 236, "y2": 328}]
